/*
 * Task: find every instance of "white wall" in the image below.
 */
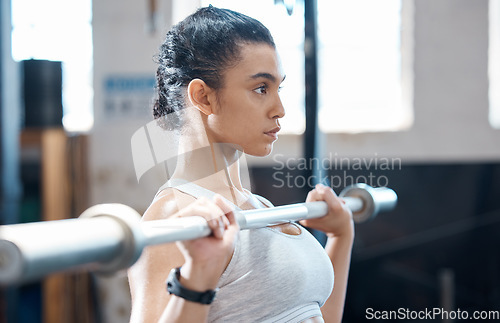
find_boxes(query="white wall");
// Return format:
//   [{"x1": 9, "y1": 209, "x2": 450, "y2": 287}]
[{"x1": 91, "y1": 0, "x2": 173, "y2": 212}]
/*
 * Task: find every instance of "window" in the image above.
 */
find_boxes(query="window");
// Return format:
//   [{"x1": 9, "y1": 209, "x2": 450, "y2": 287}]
[
  {"x1": 317, "y1": 0, "x2": 411, "y2": 133},
  {"x1": 11, "y1": 0, "x2": 93, "y2": 132},
  {"x1": 490, "y1": 0, "x2": 500, "y2": 128},
  {"x1": 201, "y1": 0, "x2": 305, "y2": 134}
]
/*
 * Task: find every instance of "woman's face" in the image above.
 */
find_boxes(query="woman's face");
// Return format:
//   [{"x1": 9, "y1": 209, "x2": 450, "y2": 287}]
[{"x1": 207, "y1": 43, "x2": 285, "y2": 157}]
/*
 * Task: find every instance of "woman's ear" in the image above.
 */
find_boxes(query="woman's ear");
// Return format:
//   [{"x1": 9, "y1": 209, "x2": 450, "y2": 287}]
[{"x1": 187, "y1": 79, "x2": 215, "y2": 115}]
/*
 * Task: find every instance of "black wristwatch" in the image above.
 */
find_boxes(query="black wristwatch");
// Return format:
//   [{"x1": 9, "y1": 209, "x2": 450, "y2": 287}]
[{"x1": 166, "y1": 267, "x2": 217, "y2": 305}]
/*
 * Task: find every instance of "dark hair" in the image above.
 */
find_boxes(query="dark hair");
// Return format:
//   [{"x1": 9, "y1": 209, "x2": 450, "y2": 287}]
[{"x1": 152, "y1": 6, "x2": 275, "y2": 124}]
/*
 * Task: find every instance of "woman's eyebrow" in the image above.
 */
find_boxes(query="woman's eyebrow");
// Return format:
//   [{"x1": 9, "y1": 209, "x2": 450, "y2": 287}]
[{"x1": 249, "y1": 73, "x2": 286, "y2": 84}]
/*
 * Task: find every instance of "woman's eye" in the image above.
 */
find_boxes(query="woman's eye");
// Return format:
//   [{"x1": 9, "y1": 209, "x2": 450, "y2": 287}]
[{"x1": 254, "y1": 85, "x2": 267, "y2": 94}]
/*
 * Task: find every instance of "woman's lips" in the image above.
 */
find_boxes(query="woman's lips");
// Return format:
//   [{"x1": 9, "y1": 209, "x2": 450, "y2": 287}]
[{"x1": 264, "y1": 127, "x2": 280, "y2": 140}]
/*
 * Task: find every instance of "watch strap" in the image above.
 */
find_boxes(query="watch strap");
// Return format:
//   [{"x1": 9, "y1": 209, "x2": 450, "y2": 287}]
[{"x1": 166, "y1": 267, "x2": 217, "y2": 305}]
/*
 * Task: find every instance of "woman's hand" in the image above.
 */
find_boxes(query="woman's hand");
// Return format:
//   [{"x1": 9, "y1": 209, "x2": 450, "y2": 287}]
[
  {"x1": 299, "y1": 184, "x2": 354, "y2": 239},
  {"x1": 172, "y1": 195, "x2": 239, "y2": 290}
]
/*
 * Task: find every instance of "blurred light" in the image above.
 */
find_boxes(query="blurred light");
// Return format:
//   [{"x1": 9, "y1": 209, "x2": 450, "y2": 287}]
[{"x1": 317, "y1": 0, "x2": 410, "y2": 133}]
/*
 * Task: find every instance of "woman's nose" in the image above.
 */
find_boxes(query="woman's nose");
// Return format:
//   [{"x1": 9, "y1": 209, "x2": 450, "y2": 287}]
[{"x1": 271, "y1": 94, "x2": 285, "y2": 119}]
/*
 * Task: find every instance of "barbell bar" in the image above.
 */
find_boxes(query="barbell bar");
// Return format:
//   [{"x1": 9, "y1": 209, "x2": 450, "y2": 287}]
[{"x1": 0, "y1": 183, "x2": 396, "y2": 285}]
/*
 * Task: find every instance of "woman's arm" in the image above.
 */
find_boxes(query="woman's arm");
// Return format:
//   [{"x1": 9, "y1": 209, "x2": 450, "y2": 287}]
[
  {"x1": 322, "y1": 228, "x2": 354, "y2": 322},
  {"x1": 128, "y1": 190, "x2": 238, "y2": 323},
  {"x1": 299, "y1": 184, "x2": 355, "y2": 323},
  {"x1": 158, "y1": 260, "x2": 224, "y2": 322}
]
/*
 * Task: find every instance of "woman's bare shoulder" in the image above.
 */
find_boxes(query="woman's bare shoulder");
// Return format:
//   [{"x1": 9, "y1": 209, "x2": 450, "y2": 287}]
[
  {"x1": 128, "y1": 187, "x2": 196, "y2": 321},
  {"x1": 142, "y1": 187, "x2": 197, "y2": 221}
]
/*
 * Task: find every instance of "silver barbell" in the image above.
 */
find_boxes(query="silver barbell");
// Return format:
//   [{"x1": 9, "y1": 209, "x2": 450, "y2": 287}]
[{"x1": 0, "y1": 183, "x2": 396, "y2": 285}]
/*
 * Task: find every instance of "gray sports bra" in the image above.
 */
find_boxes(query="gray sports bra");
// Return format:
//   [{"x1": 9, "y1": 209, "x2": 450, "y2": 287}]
[{"x1": 156, "y1": 179, "x2": 334, "y2": 322}]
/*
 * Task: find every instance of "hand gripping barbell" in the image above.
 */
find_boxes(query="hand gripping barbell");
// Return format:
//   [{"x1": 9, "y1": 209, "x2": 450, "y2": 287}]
[{"x1": 0, "y1": 183, "x2": 396, "y2": 285}]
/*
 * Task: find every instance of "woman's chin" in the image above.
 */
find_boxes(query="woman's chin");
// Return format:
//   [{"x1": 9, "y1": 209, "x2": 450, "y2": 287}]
[{"x1": 245, "y1": 144, "x2": 274, "y2": 157}]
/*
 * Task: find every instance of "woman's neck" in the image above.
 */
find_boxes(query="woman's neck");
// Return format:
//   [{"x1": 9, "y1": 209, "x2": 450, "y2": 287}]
[{"x1": 170, "y1": 128, "x2": 245, "y2": 193}]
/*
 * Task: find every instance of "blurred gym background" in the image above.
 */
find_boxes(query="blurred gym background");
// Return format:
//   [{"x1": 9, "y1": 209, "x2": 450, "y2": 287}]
[{"x1": 1, "y1": 0, "x2": 500, "y2": 322}]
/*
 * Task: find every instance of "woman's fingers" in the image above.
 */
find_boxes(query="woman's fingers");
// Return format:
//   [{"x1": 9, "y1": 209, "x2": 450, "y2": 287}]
[
  {"x1": 301, "y1": 184, "x2": 353, "y2": 234},
  {"x1": 202, "y1": 198, "x2": 227, "y2": 239},
  {"x1": 212, "y1": 194, "x2": 241, "y2": 239},
  {"x1": 220, "y1": 208, "x2": 240, "y2": 247},
  {"x1": 213, "y1": 194, "x2": 233, "y2": 215},
  {"x1": 174, "y1": 195, "x2": 239, "y2": 240},
  {"x1": 307, "y1": 184, "x2": 344, "y2": 211},
  {"x1": 208, "y1": 218, "x2": 224, "y2": 239},
  {"x1": 318, "y1": 184, "x2": 345, "y2": 213}
]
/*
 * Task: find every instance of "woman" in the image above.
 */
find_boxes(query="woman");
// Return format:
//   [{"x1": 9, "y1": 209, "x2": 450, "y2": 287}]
[{"x1": 128, "y1": 6, "x2": 354, "y2": 323}]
